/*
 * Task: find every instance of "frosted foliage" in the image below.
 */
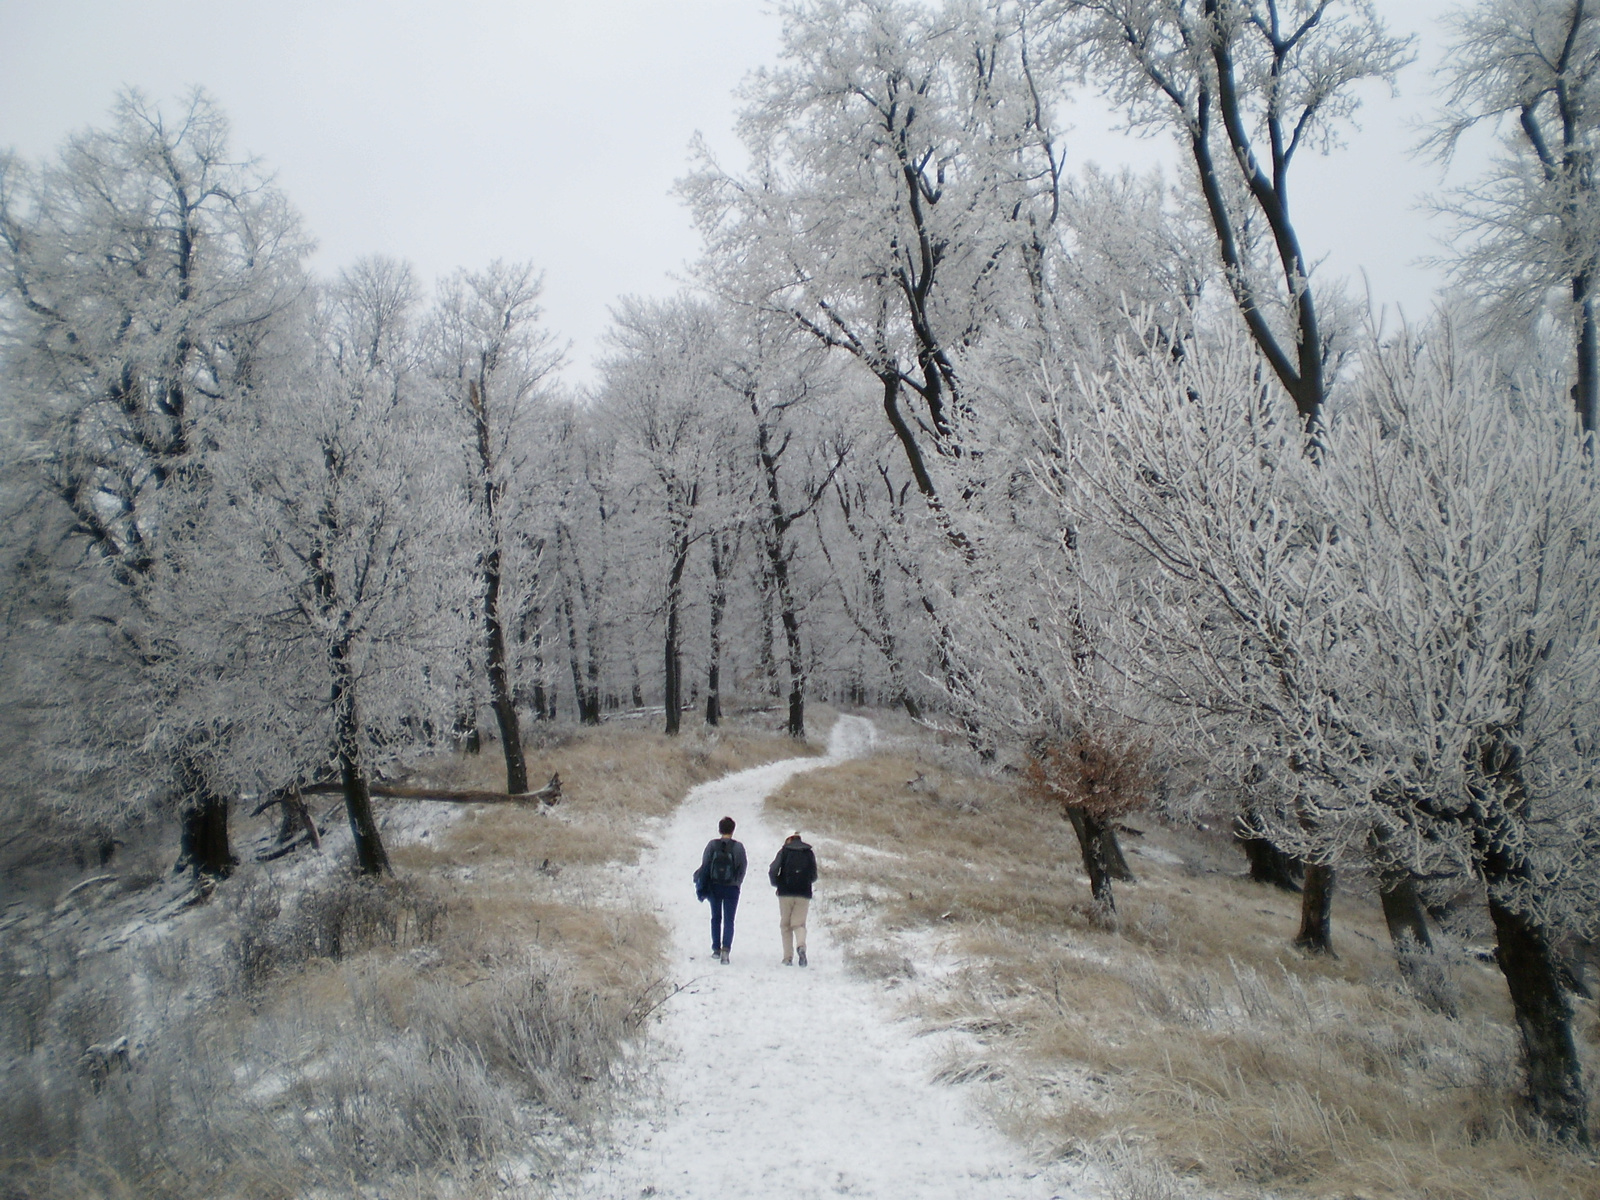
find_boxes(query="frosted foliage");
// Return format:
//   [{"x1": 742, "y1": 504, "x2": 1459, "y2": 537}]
[
  {"x1": 683, "y1": 0, "x2": 1065, "y2": 439},
  {"x1": 0, "y1": 88, "x2": 309, "y2": 582},
  {"x1": 158, "y1": 272, "x2": 473, "y2": 799},
  {"x1": 1430, "y1": 0, "x2": 1600, "y2": 325},
  {"x1": 0, "y1": 89, "x2": 311, "y2": 830},
  {"x1": 1047, "y1": 322, "x2": 1600, "y2": 935}
]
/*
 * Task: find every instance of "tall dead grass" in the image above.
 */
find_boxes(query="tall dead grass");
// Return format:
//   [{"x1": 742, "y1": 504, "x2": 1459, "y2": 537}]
[{"x1": 766, "y1": 742, "x2": 1600, "y2": 1200}]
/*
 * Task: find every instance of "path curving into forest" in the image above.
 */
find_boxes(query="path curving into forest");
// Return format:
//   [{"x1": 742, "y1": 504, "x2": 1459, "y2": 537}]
[{"x1": 563, "y1": 715, "x2": 1074, "y2": 1199}]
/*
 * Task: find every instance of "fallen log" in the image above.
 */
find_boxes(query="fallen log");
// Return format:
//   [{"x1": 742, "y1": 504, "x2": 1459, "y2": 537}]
[{"x1": 297, "y1": 773, "x2": 561, "y2": 806}]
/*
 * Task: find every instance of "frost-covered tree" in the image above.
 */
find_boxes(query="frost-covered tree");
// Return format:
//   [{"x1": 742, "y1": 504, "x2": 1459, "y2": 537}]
[
  {"x1": 551, "y1": 406, "x2": 620, "y2": 725},
  {"x1": 1429, "y1": 0, "x2": 1600, "y2": 432},
  {"x1": 0, "y1": 89, "x2": 309, "y2": 873},
  {"x1": 1049, "y1": 322, "x2": 1599, "y2": 1141},
  {"x1": 602, "y1": 296, "x2": 730, "y2": 734},
  {"x1": 427, "y1": 261, "x2": 563, "y2": 789},
  {"x1": 685, "y1": 0, "x2": 1065, "y2": 545},
  {"x1": 715, "y1": 307, "x2": 851, "y2": 738},
  {"x1": 177, "y1": 261, "x2": 473, "y2": 875},
  {"x1": 1063, "y1": 0, "x2": 1412, "y2": 426}
]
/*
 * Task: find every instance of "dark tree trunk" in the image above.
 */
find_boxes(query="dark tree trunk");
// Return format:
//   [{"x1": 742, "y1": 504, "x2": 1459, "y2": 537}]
[
  {"x1": 1234, "y1": 815, "x2": 1304, "y2": 891},
  {"x1": 1474, "y1": 731, "x2": 1591, "y2": 1141},
  {"x1": 466, "y1": 380, "x2": 528, "y2": 791},
  {"x1": 757, "y1": 567, "x2": 778, "y2": 698},
  {"x1": 340, "y1": 752, "x2": 389, "y2": 877},
  {"x1": 332, "y1": 640, "x2": 389, "y2": 876},
  {"x1": 664, "y1": 526, "x2": 690, "y2": 736},
  {"x1": 705, "y1": 532, "x2": 729, "y2": 727},
  {"x1": 780, "y1": 599, "x2": 805, "y2": 739},
  {"x1": 562, "y1": 586, "x2": 601, "y2": 726},
  {"x1": 482, "y1": 546, "x2": 528, "y2": 793},
  {"x1": 1489, "y1": 892, "x2": 1590, "y2": 1142},
  {"x1": 1241, "y1": 836, "x2": 1304, "y2": 891},
  {"x1": 1378, "y1": 870, "x2": 1433, "y2": 951},
  {"x1": 1295, "y1": 863, "x2": 1336, "y2": 954},
  {"x1": 1065, "y1": 806, "x2": 1124, "y2": 911},
  {"x1": 663, "y1": 609, "x2": 683, "y2": 735},
  {"x1": 177, "y1": 787, "x2": 235, "y2": 879},
  {"x1": 1573, "y1": 273, "x2": 1597, "y2": 435}
]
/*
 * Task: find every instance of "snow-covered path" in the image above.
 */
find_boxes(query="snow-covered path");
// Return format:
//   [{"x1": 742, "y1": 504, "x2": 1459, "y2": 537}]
[{"x1": 565, "y1": 715, "x2": 1073, "y2": 1199}]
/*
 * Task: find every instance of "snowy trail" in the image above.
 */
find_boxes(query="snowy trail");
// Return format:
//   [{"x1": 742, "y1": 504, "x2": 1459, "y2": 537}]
[{"x1": 565, "y1": 715, "x2": 1073, "y2": 1200}]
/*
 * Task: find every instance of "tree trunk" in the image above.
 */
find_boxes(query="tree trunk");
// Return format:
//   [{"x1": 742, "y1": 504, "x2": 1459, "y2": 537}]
[
  {"x1": 482, "y1": 544, "x2": 528, "y2": 793},
  {"x1": 1234, "y1": 815, "x2": 1304, "y2": 891},
  {"x1": 339, "y1": 751, "x2": 389, "y2": 877},
  {"x1": 177, "y1": 788, "x2": 235, "y2": 878},
  {"x1": 1100, "y1": 825, "x2": 1135, "y2": 883},
  {"x1": 705, "y1": 656, "x2": 722, "y2": 726},
  {"x1": 1573, "y1": 272, "x2": 1597, "y2": 435},
  {"x1": 1488, "y1": 892, "x2": 1590, "y2": 1142},
  {"x1": 453, "y1": 702, "x2": 481, "y2": 754},
  {"x1": 769, "y1": 546, "x2": 805, "y2": 738},
  {"x1": 664, "y1": 529, "x2": 689, "y2": 736},
  {"x1": 1065, "y1": 806, "x2": 1121, "y2": 912},
  {"x1": 705, "y1": 533, "x2": 728, "y2": 727},
  {"x1": 1295, "y1": 863, "x2": 1336, "y2": 954},
  {"x1": 1378, "y1": 869, "x2": 1433, "y2": 951},
  {"x1": 1474, "y1": 731, "x2": 1591, "y2": 1141},
  {"x1": 1241, "y1": 836, "x2": 1304, "y2": 891},
  {"x1": 562, "y1": 586, "x2": 601, "y2": 726},
  {"x1": 332, "y1": 639, "x2": 389, "y2": 876},
  {"x1": 758, "y1": 566, "x2": 779, "y2": 699},
  {"x1": 780, "y1": 601, "x2": 805, "y2": 739}
]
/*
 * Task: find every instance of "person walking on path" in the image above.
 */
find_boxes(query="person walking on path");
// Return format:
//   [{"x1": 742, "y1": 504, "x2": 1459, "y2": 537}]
[
  {"x1": 699, "y1": 816, "x2": 747, "y2": 964},
  {"x1": 769, "y1": 831, "x2": 818, "y2": 967}
]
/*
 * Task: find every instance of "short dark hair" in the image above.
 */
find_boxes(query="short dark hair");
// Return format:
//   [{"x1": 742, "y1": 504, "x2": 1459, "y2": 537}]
[{"x1": 718, "y1": 816, "x2": 735, "y2": 835}]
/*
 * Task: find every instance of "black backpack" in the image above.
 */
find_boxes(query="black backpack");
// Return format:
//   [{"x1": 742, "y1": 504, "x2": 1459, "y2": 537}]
[
  {"x1": 708, "y1": 839, "x2": 738, "y2": 886},
  {"x1": 777, "y1": 846, "x2": 810, "y2": 890}
]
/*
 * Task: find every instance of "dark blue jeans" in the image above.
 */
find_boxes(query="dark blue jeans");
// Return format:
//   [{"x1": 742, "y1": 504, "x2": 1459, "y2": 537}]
[{"x1": 709, "y1": 884, "x2": 740, "y2": 950}]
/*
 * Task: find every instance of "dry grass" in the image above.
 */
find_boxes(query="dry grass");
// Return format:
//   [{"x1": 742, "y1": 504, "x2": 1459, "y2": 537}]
[
  {"x1": 0, "y1": 718, "x2": 806, "y2": 1200},
  {"x1": 766, "y1": 734, "x2": 1600, "y2": 1200}
]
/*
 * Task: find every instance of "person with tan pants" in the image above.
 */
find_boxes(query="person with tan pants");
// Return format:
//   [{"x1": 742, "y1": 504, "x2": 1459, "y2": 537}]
[{"x1": 768, "y1": 832, "x2": 818, "y2": 966}]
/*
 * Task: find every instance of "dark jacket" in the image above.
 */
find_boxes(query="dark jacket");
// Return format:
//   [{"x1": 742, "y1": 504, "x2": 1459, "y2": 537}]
[
  {"x1": 768, "y1": 840, "x2": 818, "y2": 898},
  {"x1": 700, "y1": 837, "x2": 747, "y2": 888}
]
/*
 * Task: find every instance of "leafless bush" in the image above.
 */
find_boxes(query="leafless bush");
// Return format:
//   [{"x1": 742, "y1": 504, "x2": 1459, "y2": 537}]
[{"x1": 228, "y1": 870, "x2": 446, "y2": 989}]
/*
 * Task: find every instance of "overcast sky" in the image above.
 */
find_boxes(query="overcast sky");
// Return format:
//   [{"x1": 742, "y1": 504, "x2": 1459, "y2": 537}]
[{"x1": 2, "y1": 0, "x2": 1483, "y2": 389}]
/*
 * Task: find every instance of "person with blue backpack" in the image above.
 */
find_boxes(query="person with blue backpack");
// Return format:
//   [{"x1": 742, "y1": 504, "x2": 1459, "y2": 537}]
[{"x1": 695, "y1": 816, "x2": 747, "y2": 964}]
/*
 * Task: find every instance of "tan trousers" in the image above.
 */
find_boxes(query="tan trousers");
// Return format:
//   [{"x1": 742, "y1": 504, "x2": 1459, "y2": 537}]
[{"x1": 778, "y1": 896, "x2": 810, "y2": 962}]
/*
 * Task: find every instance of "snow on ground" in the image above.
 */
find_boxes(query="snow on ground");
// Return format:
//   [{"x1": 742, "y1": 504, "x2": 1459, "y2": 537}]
[{"x1": 563, "y1": 715, "x2": 1080, "y2": 1200}]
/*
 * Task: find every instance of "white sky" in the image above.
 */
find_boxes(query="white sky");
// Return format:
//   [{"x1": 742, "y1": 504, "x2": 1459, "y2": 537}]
[{"x1": 1, "y1": 0, "x2": 1483, "y2": 389}]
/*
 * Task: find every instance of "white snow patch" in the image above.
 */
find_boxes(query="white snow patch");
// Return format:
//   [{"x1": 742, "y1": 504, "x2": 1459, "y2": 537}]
[
  {"x1": 379, "y1": 797, "x2": 464, "y2": 846},
  {"x1": 562, "y1": 716, "x2": 1081, "y2": 1200}
]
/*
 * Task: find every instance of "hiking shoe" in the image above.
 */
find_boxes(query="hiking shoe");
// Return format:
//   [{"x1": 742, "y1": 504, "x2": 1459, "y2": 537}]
[
  {"x1": 782, "y1": 958, "x2": 793, "y2": 966},
  {"x1": 797, "y1": 948, "x2": 807, "y2": 968},
  {"x1": 719, "y1": 947, "x2": 730, "y2": 965}
]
